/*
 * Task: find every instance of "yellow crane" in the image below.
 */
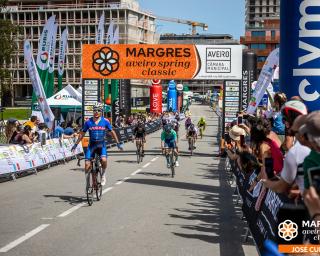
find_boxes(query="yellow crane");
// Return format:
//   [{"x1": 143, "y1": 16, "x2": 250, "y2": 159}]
[{"x1": 156, "y1": 15, "x2": 208, "y2": 35}]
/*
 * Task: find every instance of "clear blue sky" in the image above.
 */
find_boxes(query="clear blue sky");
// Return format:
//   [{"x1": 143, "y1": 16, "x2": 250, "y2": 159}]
[{"x1": 138, "y1": 0, "x2": 245, "y2": 40}]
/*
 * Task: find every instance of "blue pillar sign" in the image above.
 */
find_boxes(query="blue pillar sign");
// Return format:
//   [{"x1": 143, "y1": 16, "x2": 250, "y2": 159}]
[
  {"x1": 280, "y1": 0, "x2": 320, "y2": 111},
  {"x1": 167, "y1": 80, "x2": 177, "y2": 112}
]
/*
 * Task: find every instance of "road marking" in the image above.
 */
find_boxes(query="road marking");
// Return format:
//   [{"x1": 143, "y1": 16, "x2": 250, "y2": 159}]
[
  {"x1": 123, "y1": 177, "x2": 130, "y2": 181},
  {"x1": 57, "y1": 203, "x2": 86, "y2": 218},
  {"x1": 151, "y1": 157, "x2": 159, "y2": 162},
  {"x1": 41, "y1": 217, "x2": 54, "y2": 220},
  {"x1": 0, "y1": 224, "x2": 50, "y2": 253},
  {"x1": 131, "y1": 169, "x2": 142, "y2": 176},
  {"x1": 115, "y1": 180, "x2": 123, "y2": 185},
  {"x1": 142, "y1": 163, "x2": 150, "y2": 168},
  {"x1": 102, "y1": 186, "x2": 113, "y2": 195}
]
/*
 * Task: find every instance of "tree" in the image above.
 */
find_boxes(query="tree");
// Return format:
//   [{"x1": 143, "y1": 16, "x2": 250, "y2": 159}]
[{"x1": 0, "y1": 0, "x2": 20, "y2": 107}]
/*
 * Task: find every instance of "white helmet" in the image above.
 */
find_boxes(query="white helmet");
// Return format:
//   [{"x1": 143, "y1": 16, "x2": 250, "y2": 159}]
[{"x1": 93, "y1": 102, "x2": 104, "y2": 112}]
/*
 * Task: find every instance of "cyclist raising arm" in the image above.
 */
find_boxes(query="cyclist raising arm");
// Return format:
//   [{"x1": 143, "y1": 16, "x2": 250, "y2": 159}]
[
  {"x1": 72, "y1": 102, "x2": 123, "y2": 186},
  {"x1": 161, "y1": 124, "x2": 179, "y2": 168}
]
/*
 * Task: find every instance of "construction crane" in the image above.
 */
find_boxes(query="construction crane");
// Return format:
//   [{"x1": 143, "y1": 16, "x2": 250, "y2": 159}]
[{"x1": 156, "y1": 15, "x2": 208, "y2": 35}]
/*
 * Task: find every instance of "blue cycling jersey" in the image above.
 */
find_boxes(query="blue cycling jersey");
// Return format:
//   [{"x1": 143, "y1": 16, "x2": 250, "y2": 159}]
[{"x1": 82, "y1": 117, "x2": 112, "y2": 144}]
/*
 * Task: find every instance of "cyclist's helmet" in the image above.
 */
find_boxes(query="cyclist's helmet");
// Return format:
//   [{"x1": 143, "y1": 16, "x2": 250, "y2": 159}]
[
  {"x1": 189, "y1": 123, "x2": 195, "y2": 130},
  {"x1": 281, "y1": 100, "x2": 308, "y2": 125},
  {"x1": 164, "y1": 124, "x2": 172, "y2": 133},
  {"x1": 200, "y1": 117, "x2": 205, "y2": 122},
  {"x1": 93, "y1": 102, "x2": 104, "y2": 112}
]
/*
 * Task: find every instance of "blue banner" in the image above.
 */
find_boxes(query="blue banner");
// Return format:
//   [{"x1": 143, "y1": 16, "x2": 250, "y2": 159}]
[
  {"x1": 167, "y1": 80, "x2": 177, "y2": 112},
  {"x1": 280, "y1": 0, "x2": 320, "y2": 112}
]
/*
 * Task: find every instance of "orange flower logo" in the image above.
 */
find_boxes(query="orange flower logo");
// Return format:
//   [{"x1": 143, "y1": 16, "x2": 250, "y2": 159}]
[{"x1": 278, "y1": 220, "x2": 298, "y2": 241}]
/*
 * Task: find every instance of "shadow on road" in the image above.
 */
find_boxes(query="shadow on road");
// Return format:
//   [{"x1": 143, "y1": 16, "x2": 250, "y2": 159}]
[{"x1": 43, "y1": 194, "x2": 85, "y2": 205}]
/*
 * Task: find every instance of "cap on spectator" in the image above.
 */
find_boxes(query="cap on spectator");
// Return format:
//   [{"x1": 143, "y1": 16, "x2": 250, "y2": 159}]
[
  {"x1": 229, "y1": 125, "x2": 246, "y2": 141},
  {"x1": 290, "y1": 114, "x2": 308, "y2": 133},
  {"x1": 299, "y1": 111, "x2": 320, "y2": 136}
]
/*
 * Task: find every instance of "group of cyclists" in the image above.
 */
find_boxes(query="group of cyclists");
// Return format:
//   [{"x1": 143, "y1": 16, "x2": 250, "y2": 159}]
[{"x1": 71, "y1": 102, "x2": 207, "y2": 191}]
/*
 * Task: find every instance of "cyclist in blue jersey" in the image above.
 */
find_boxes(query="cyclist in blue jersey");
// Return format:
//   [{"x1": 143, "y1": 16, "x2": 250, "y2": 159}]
[
  {"x1": 72, "y1": 102, "x2": 123, "y2": 186},
  {"x1": 161, "y1": 124, "x2": 179, "y2": 168}
]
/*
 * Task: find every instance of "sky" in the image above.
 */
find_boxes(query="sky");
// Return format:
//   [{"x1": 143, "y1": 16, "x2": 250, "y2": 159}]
[{"x1": 138, "y1": 0, "x2": 245, "y2": 40}]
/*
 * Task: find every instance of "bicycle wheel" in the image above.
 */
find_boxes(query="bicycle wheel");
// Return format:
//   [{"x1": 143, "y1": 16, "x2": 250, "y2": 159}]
[
  {"x1": 86, "y1": 172, "x2": 94, "y2": 206},
  {"x1": 136, "y1": 142, "x2": 141, "y2": 163},
  {"x1": 190, "y1": 138, "x2": 193, "y2": 156},
  {"x1": 170, "y1": 150, "x2": 175, "y2": 178},
  {"x1": 95, "y1": 168, "x2": 103, "y2": 201}
]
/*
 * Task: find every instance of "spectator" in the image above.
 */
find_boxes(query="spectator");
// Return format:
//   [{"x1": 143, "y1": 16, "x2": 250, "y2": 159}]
[
  {"x1": 299, "y1": 111, "x2": 320, "y2": 190},
  {"x1": 54, "y1": 122, "x2": 66, "y2": 138},
  {"x1": 36, "y1": 123, "x2": 49, "y2": 145},
  {"x1": 14, "y1": 125, "x2": 34, "y2": 145},
  {"x1": 270, "y1": 92, "x2": 287, "y2": 142},
  {"x1": 5, "y1": 118, "x2": 19, "y2": 144},
  {"x1": 262, "y1": 114, "x2": 311, "y2": 194},
  {"x1": 24, "y1": 115, "x2": 39, "y2": 133},
  {"x1": 64, "y1": 122, "x2": 76, "y2": 138},
  {"x1": 225, "y1": 125, "x2": 246, "y2": 161}
]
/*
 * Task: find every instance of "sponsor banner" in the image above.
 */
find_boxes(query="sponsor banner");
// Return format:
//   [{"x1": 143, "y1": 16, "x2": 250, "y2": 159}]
[
  {"x1": 242, "y1": 50, "x2": 257, "y2": 112},
  {"x1": 82, "y1": 79, "x2": 100, "y2": 125},
  {"x1": 95, "y1": 13, "x2": 105, "y2": 44},
  {"x1": 0, "y1": 138, "x2": 83, "y2": 176},
  {"x1": 225, "y1": 91, "x2": 239, "y2": 97},
  {"x1": 58, "y1": 29, "x2": 68, "y2": 91},
  {"x1": 280, "y1": 0, "x2": 320, "y2": 111},
  {"x1": 82, "y1": 44, "x2": 243, "y2": 80},
  {"x1": 119, "y1": 79, "x2": 131, "y2": 117},
  {"x1": 247, "y1": 48, "x2": 279, "y2": 114}
]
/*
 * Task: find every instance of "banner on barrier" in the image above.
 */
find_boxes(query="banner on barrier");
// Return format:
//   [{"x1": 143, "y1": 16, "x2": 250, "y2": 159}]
[{"x1": 0, "y1": 138, "x2": 83, "y2": 176}]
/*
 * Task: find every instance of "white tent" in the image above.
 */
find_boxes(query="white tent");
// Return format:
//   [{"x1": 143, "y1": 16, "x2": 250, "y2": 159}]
[{"x1": 46, "y1": 84, "x2": 82, "y2": 107}]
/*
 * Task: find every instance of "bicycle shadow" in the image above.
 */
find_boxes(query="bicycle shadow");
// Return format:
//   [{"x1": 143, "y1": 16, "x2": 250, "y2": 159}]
[
  {"x1": 115, "y1": 160, "x2": 138, "y2": 164},
  {"x1": 43, "y1": 194, "x2": 86, "y2": 206},
  {"x1": 139, "y1": 171, "x2": 171, "y2": 177}
]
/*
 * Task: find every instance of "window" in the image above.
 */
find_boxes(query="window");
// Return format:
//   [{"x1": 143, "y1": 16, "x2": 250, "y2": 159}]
[
  {"x1": 250, "y1": 43, "x2": 267, "y2": 49},
  {"x1": 251, "y1": 31, "x2": 266, "y2": 37}
]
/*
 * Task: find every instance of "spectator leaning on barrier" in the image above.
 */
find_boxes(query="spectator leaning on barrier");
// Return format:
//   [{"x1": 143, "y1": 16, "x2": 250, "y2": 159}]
[
  {"x1": 54, "y1": 121, "x2": 66, "y2": 138},
  {"x1": 225, "y1": 125, "x2": 246, "y2": 162},
  {"x1": 300, "y1": 111, "x2": 320, "y2": 190},
  {"x1": 5, "y1": 118, "x2": 19, "y2": 144},
  {"x1": 270, "y1": 92, "x2": 287, "y2": 141},
  {"x1": 262, "y1": 111, "x2": 311, "y2": 194}
]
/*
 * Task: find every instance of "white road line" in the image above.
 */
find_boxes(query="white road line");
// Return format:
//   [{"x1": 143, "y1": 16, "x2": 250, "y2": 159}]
[
  {"x1": 131, "y1": 169, "x2": 142, "y2": 176},
  {"x1": 0, "y1": 224, "x2": 50, "y2": 253},
  {"x1": 102, "y1": 186, "x2": 113, "y2": 195},
  {"x1": 151, "y1": 157, "x2": 159, "y2": 162},
  {"x1": 115, "y1": 181, "x2": 123, "y2": 185},
  {"x1": 41, "y1": 218, "x2": 53, "y2": 220},
  {"x1": 57, "y1": 203, "x2": 86, "y2": 218},
  {"x1": 142, "y1": 163, "x2": 150, "y2": 168},
  {"x1": 122, "y1": 177, "x2": 130, "y2": 181}
]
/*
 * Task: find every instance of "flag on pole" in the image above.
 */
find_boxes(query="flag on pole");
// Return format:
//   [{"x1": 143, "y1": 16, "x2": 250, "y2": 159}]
[
  {"x1": 58, "y1": 28, "x2": 68, "y2": 91},
  {"x1": 24, "y1": 40, "x2": 55, "y2": 129},
  {"x1": 106, "y1": 20, "x2": 114, "y2": 44},
  {"x1": 96, "y1": 13, "x2": 105, "y2": 44},
  {"x1": 46, "y1": 22, "x2": 58, "y2": 97},
  {"x1": 36, "y1": 15, "x2": 56, "y2": 92},
  {"x1": 247, "y1": 48, "x2": 279, "y2": 114}
]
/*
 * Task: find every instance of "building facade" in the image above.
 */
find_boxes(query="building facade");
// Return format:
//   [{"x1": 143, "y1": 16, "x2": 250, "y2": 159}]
[
  {"x1": 1, "y1": 0, "x2": 159, "y2": 106},
  {"x1": 241, "y1": 0, "x2": 280, "y2": 74},
  {"x1": 159, "y1": 33, "x2": 240, "y2": 92}
]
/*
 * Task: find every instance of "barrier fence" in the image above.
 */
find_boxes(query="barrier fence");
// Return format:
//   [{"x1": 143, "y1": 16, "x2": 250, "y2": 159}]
[
  {"x1": 229, "y1": 159, "x2": 309, "y2": 254},
  {"x1": 0, "y1": 118, "x2": 163, "y2": 179}
]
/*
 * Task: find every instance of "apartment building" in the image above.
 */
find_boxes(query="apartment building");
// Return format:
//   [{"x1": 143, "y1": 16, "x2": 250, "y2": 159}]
[
  {"x1": 1, "y1": 0, "x2": 159, "y2": 106},
  {"x1": 241, "y1": 0, "x2": 280, "y2": 74}
]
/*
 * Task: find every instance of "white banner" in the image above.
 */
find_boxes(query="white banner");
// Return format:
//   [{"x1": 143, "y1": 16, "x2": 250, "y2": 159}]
[
  {"x1": 58, "y1": 29, "x2": 68, "y2": 76},
  {"x1": 247, "y1": 48, "x2": 279, "y2": 114},
  {"x1": 36, "y1": 15, "x2": 56, "y2": 71},
  {"x1": 194, "y1": 45, "x2": 243, "y2": 80},
  {"x1": 106, "y1": 20, "x2": 114, "y2": 44},
  {"x1": 112, "y1": 25, "x2": 119, "y2": 44},
  {"x1": 24, "y1": 40, "x2": 55, "y2": 128},
  {"x1": 0, "y1": 139, "x2": 83, "y2": 176},
  {"x1": 95, "y1": 13, "x2": 105, "y2": 44},
  {"x1": 48, "y1": 23, "x2": 58, "y2": 74}
]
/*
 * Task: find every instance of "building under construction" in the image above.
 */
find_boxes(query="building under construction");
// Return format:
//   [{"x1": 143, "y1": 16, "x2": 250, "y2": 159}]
[{"x1": 1, "y1": 0, "x2": 159, "y2": 106}]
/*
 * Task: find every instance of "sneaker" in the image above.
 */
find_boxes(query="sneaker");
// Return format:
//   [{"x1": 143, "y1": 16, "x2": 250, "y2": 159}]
[
  {"x1": 142, "y1": 150, "x2": 145, "y2": 157},
  {"x1": 188, "y1": 147, "x2": 191, "y2": 150},
  {"x1": 193, "y1": 146, "x2": 197, "y2": 149},
  {"x1": 167, "y1": 163, "x2": 170, "y2": 168},
  {"x1": 101, "y1": 172, "x2": 106, "y2": 186},
  {"x1": 175, "y1": 161, "x2": 179, "y2": 167}
]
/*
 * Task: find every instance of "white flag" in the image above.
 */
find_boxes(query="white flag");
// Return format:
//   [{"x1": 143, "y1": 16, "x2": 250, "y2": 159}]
[
  {"x1": 48, "y1": 23, "x2": 58, "y2": 73},
  {"x1": 58, "y1": 29, "x2": 68, "y2": 76},
  {"x1": 96, "y1": 13, "x2": 105, "y2": 44},
  {"x1": 106, "y1": 21, "x2": 114, "y2": 44},
  {"x1": 247, "y1": 48, "x2": 279, "y2": 114},
  {"x1": 36, "y1": 15, "x2": 56, "y2": 71},
  {"x1": 24, "y1": 40, "x2": 55, "y2": 129},
  {"x1": 112, "y1": 25, "x2": 119, "y2": 44}
]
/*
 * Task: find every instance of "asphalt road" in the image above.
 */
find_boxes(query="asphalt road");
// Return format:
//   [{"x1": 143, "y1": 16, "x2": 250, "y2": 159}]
[{"x1": 0, "y1": 104, "x2": 257, "y2": 256}]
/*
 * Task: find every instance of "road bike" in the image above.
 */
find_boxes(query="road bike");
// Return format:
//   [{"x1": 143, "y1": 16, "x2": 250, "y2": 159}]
[
  {"x1": 163, "y1": 146, "x2": 176, "y2": 178},
  {"x1": 188, "y1": 135, "x2": 196, "y2": 156},
  {"x1": 86, "y1": 153, "x2": 103, "y2": 206},
  {"x1": 135, "y1": 138, "x2": 144, "y2": 164}
]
